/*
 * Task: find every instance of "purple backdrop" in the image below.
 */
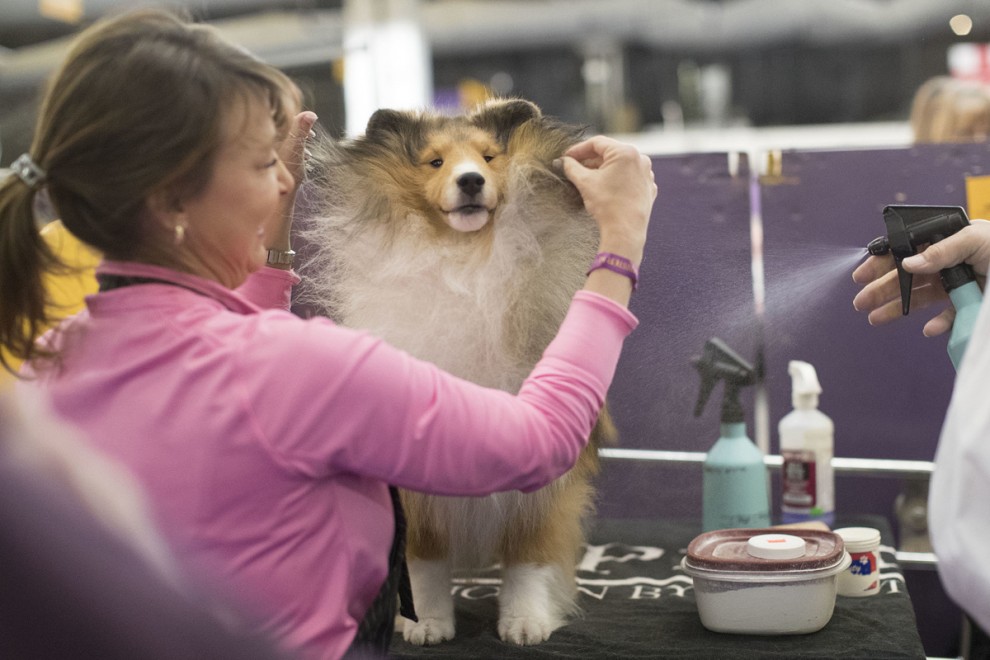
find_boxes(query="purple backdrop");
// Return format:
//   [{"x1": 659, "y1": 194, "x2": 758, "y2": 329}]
[
  {"x1": 599, "y1": 143, "x2": 990, "y2": 525},
  {"x1": 598, "y1": 151, "x2": 756, "y2": 521},
  {"x1": 596, "y1": 143, "x2": 990, "y2": 657}
]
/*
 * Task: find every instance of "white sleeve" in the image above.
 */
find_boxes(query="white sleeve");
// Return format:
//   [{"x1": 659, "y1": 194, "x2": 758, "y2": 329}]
[{"x1": 929, "y1": 292, "x2": 990, "y2": 633}]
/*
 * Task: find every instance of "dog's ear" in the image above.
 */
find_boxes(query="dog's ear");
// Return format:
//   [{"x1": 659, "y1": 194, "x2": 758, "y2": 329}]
[
  {"x1": 471, "y1": 99, "x2": 542, "y2": 146},
  {"x1": 363, "y1": 109, "x2": 425, "y2": 163},
  {"x1": 365, "y1": 109, "x2": 415, "y2": 139}
]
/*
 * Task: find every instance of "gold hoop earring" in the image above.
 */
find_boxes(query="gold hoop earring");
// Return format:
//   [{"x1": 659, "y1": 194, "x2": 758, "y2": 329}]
[{"x1": 173, "y1": 224, "x2": 186, "y2": 246}]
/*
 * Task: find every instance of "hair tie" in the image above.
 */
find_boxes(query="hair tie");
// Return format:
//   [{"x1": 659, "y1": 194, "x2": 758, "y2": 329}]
[{"x1": 11, "y1": 153, "x2": 47, "y2": 189}]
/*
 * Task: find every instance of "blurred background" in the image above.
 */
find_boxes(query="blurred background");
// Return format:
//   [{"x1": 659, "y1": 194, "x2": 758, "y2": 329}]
[{"x1": 3, "y1": 0, "x2": 990, "y2": 162}]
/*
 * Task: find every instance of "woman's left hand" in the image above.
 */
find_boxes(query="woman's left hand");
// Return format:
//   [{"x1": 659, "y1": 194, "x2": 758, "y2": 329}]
[
  {"x1": 268, "y1": 110, "x2": 318, "y2": 256},
  {"x1": 280, "y1": 110, "x2": 319, "y2": 190}
]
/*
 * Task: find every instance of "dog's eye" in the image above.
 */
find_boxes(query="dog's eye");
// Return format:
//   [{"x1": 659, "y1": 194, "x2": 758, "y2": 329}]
[
  {"x1": 484, "y1": 155, "x2": 494, "y2": 163},
  {"x1": 430, "y1": 158, "x2": 443, "y2": 168}
]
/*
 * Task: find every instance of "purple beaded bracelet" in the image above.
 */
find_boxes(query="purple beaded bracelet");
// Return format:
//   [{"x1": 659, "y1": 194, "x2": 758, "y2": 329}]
[{"x1": 587, "y1": 252, "x2": 638, "y2": 291}]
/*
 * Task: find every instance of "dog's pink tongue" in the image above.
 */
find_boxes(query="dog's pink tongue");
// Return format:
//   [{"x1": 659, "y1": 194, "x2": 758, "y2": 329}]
[{"x1": 447, "y1": 209, "x2": 489, "y2": 233}]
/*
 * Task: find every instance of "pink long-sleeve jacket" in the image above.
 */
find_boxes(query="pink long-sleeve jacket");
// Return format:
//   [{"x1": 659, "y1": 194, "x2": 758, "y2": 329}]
[{"x1": 23, "y1": 259, "x2": 637, "y2": 659}]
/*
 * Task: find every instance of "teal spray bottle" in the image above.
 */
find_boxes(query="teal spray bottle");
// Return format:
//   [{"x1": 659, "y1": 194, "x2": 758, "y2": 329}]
[
  {"x1": 867, "y1": 205, "x2": 983, "y2": 370},
  {"x1": 692, "y1": 337, "x2": 771, "y2": 532}
]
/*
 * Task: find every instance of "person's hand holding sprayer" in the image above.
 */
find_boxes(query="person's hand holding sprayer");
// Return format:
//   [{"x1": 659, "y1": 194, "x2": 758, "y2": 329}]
[
  {"x1": 852, "y1": 217, "x2": 990, "y2": 636},
  {"x1": 852, "y1": 220, "x2": 990, "y2": 334}
]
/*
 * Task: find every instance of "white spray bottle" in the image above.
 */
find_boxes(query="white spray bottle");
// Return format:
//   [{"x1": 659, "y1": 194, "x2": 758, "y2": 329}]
[{"x1": 779, "y1": 361, "x2": 835, "y2": 525}]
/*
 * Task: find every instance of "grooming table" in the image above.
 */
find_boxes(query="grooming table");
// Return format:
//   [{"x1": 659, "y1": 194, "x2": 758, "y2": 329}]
[{"x1": 389, "y1": 516, "x2": 925, "y2": 659}]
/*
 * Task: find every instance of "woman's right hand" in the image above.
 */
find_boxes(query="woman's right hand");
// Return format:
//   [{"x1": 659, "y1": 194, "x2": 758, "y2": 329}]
[
  {"x1": 558, "y1": 137, "x2": 656, "y2": 306},
  {"x1": 560, "y1": 136, "x2": 657, "y2": 268},
  {"x1": 852, "y1": 220, "x2": 990, "y2": 336}
]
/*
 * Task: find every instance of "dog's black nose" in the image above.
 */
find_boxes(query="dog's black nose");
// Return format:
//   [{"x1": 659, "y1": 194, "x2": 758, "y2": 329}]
[{"x1": 457, "y1": 172, "x2": 485, "y2": 196}]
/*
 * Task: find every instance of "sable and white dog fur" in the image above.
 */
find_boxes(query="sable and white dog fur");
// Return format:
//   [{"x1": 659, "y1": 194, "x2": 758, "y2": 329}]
[{"x1": 299, "y1": 99, "x2": 614, "y2": 646}]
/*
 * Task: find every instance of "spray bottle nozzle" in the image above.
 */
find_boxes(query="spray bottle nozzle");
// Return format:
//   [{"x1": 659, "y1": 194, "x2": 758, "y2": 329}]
[
  {"x1": 866, "y1": 235, "x2": 890, "y2": 256},
  {"x1": 788, "y1": 360, "x2": 822, "y2": 409},
  {"x1": 867, "y1": 205, "x2": 974, "y2": 315},
  {"x1": 692, "y1": 337, "x2": 754, "y2": 424}
]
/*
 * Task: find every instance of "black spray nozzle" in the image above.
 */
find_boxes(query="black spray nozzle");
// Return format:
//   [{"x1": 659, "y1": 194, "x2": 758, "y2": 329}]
[
  {"x1": 691, "y1": 337, "x2": 754, "y2": 424},
  {"x1": 866, "y1": 235, "x2": 890, "y2": 256},
  {"x1": 867, "y1": 205, "x2": 974, "y2": 315}
]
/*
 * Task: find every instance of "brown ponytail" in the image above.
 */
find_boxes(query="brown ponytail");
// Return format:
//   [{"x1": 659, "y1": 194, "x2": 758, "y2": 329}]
[{"x1": 0, "y1": 177, "x2": 60, "y2": 374}]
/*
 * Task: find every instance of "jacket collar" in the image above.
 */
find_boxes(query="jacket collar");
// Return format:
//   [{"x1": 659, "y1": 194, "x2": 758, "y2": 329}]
[{"x1": 95, "y1": 261, "x2": 262, "y2": 315}]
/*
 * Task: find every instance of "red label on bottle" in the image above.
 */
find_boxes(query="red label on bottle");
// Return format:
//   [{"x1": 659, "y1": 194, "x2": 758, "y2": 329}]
[{"x1": 782, "y1": 450, "x2": 817, "y2": 508}]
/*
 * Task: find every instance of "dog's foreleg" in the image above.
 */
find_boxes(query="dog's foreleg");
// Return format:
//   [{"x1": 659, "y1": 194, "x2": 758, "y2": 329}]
[
  {"x1": 402, "y1": 558, "x2": 455, "y2": 645},
  {"x1": 497, "y1": 563, "x2": 569, "y2": 645}
]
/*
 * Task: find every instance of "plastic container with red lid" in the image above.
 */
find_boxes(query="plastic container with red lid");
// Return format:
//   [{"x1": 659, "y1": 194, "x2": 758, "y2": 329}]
[{"x1": 681, "y1": 528, "x2": 851, "y2": 635}]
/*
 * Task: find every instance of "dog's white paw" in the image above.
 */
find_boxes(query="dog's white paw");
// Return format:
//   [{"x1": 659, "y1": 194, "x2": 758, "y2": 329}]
[
  {"x1": 404, "y1": 558, "x2": 455, "y2": 646},
  {"x1": 498, "y1": 563, "x2": 569, "y2": 646},
  {"x1": 402, "y1": 616, "x2": 455, "y2": 646},
  {"x1": 497, "y1": 615, "x2": 553, "y2": 645}
]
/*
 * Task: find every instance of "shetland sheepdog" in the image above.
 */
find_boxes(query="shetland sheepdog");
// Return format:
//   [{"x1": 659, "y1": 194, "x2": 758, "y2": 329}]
[{"x1": 299, "y1": 99, "x2": 614, "y2": 646}]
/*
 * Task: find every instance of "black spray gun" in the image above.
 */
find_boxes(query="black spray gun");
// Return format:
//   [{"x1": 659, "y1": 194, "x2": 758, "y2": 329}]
[
  {"x1": 866, "y1": 205, "x2": 982, "y2": 369},
  {"x1": 692, "y1": 337, "x2": 769, "y2": 531}
]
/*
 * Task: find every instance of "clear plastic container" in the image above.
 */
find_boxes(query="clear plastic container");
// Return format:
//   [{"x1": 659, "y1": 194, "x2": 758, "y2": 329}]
[{"x1": 681, "y1": 528, "x2": 850, "y2": 635}]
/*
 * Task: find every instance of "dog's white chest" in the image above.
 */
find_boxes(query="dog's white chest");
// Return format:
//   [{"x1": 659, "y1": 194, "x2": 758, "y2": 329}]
[{"x1": 333, "y1": 223, "x2": 539, "y2": 389}]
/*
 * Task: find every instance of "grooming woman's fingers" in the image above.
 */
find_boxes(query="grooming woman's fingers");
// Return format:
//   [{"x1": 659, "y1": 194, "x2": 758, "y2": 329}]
[
  {"x1": 560, "y1": 136, "x2": 656, "y2": 263},
  {"x1": 279, "y1": 110, "x2": 318, "y2": 188}
]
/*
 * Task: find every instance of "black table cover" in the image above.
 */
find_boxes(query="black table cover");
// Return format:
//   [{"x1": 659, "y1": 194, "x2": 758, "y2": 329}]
[{"x1": 389, "y1": 516, "x2": 924, "y2": 659}]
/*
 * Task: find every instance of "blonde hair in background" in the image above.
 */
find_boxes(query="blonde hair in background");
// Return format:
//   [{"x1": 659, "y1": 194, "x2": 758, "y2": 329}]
[{"x1": 911, "y1": 76, "x2": 990, "y2": 144}]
